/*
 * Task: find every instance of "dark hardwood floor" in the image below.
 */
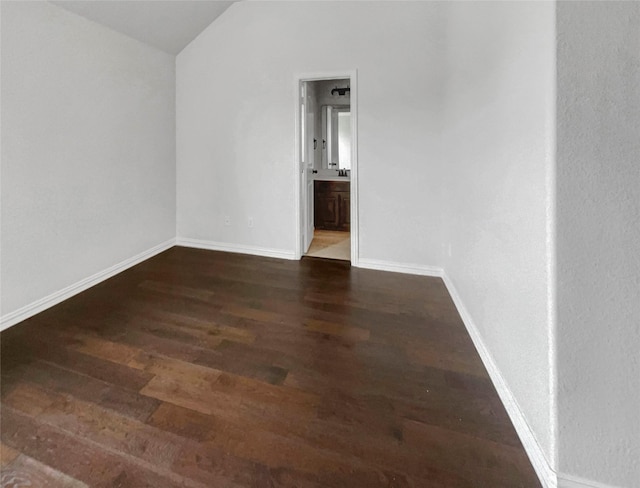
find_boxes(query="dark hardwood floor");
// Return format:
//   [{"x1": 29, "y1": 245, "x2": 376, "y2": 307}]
[{"x1": 0, "y1": 247, "x2": 540, "y2": 487}]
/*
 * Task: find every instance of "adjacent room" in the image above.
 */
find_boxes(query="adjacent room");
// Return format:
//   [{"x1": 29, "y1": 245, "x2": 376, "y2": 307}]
[
  {"x1": 1, "y1": 2, "x2": 638, "y2": 488},
  {"x1": 302, "y1": 78, "x2": 353, "y2": 262}
]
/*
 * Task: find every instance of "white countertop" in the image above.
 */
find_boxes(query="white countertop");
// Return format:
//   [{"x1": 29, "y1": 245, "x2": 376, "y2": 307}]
[{"x1": 314, "y1": 176, "x2": 350, "y2": 182}]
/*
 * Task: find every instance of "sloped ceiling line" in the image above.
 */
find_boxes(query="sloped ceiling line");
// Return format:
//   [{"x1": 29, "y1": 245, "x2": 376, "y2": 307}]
[{"x1": 50, "y1": 1, "x2": 237, "y2": 55}]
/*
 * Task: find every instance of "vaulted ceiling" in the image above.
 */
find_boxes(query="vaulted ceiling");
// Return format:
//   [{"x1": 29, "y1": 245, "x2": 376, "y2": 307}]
[{"x1": 51, "y1": 1, "x2": 237, "y2": 55}]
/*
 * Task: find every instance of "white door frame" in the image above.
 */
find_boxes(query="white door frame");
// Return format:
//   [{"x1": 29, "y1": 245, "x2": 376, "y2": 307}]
[{"x1": 293, "y1": 69, "x2": 359, "y2": 266}]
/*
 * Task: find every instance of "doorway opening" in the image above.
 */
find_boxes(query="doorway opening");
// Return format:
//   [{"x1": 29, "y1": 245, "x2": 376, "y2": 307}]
[{"x1": 295, "y1": 72, "x2": 358, "y2": 264}]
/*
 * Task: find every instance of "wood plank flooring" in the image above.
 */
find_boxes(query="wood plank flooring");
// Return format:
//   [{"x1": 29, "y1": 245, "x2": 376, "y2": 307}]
[{"x1": 0, "y1": 247, "x2": 541, "y2": 487}]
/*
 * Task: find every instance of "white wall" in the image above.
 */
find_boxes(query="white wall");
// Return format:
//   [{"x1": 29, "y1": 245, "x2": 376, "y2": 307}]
[
  {"x1": 441, "y1": 0, "x2": 556, "y2": 473},
  {"x1": 556, "y1": 2, "x2": 640, "y2": 486},
  {"x1": 176, "y1": 1, "x2": 445, "y2": 265},
  {"x1": 0, "y1": 1, "x2": 176, "y2": 321}
]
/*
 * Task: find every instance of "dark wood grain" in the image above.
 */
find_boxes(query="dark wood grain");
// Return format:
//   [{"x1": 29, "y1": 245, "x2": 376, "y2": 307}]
[
  {"x1": 1, "y1": 246, "x2": 541, "y2": 487},
  {"x1": 314, "y1": 180, "x2": 350, "y2": 231}
]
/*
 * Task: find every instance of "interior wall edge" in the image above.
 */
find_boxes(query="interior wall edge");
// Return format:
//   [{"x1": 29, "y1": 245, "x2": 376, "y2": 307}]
[
  {"x1": 441, "y1": 270, "x2": 558, "y2": 488},
  {"x1": 0, "y1": 238, "x2": 176, "y2": 332},
  {"x1": 547, "y1": 0, "x2": 559, "y2": 469}
]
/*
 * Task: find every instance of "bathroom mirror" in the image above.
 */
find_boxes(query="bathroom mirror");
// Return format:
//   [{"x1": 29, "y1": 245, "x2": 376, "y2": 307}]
[{"x1": 321, "y1": 105, "x2": 351, "y2": 170}]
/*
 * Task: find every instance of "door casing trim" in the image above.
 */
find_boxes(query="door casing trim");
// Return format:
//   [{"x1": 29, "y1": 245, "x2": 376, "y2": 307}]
[{"x1": 293, "y1": 70, "x2": 358, "y2": 265}]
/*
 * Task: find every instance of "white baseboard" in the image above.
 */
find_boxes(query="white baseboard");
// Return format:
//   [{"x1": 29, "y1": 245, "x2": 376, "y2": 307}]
[
  {"x1": 441, "y1": 271, "x2": 558, "y2": 488},
  {"x1": 558, "y1": 474, "x2": 624, "y2": 488},
  {"x1": 0, "y1": 238, "x2": 176, "y2": 332},
  {"x1": 176, "y1": 237, "x2": 296, "y2": 261},
  {"x1": 356, "y1": 258, "x2": 443, "y2": 277}
]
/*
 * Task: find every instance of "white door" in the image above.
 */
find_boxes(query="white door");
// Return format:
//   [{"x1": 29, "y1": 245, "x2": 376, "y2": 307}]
[
  {"x1": 300, "y1": 82, "x2": 314, "y2": 253},
  {"x1": 305, "y1": 110, "x2": 315, "y2": 252}
]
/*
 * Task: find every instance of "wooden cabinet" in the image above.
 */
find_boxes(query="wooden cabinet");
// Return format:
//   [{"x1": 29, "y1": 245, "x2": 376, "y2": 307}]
[
  {"x1": 314, "y1": 181, "x2": 350, "y2": 231},
  {"x1": 339, "y1": 192, "x2": 350, "y2": 228}
]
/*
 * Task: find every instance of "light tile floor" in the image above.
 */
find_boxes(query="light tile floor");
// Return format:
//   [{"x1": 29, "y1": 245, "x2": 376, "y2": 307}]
[{"x1": 305, "y1": 230, "x2": 350, "y2": 261}]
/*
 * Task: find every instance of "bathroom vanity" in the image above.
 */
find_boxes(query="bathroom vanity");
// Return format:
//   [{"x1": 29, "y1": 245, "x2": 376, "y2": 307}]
[{"x1": 314, "y1": 180, "x2": 350, "y2": 231}]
